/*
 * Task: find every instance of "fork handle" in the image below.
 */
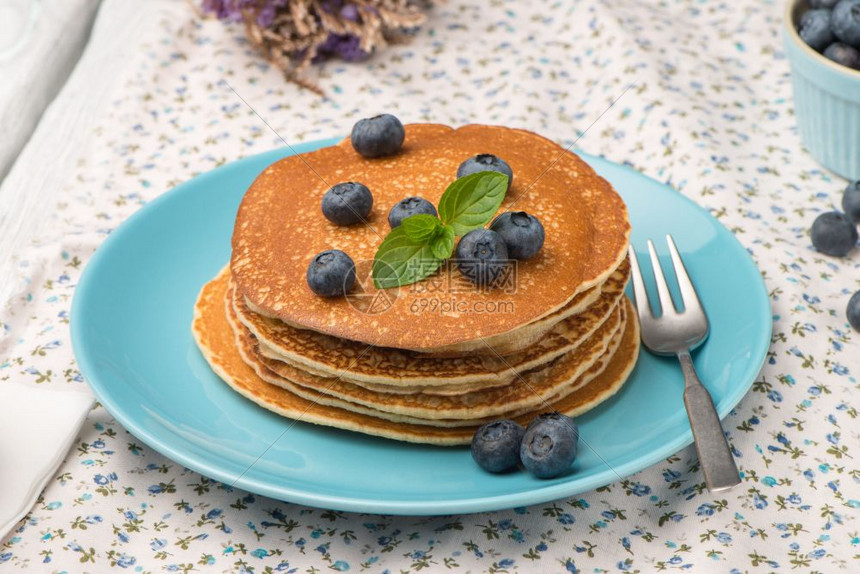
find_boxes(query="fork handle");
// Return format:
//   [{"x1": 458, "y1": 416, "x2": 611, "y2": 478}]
[{"x1": 677, "y1": 350, "x2": 741, "y2": 492}]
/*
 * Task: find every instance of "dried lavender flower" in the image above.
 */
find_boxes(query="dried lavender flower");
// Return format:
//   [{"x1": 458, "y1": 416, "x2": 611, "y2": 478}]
[{"x1": 200, "y1": 0, "x2": 436, "y2": 93}]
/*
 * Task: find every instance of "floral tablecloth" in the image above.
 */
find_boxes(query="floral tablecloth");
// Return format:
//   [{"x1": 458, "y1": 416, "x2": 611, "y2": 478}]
[{"x1": 1, "y1": 0, "x2": 858, "y2": 571}]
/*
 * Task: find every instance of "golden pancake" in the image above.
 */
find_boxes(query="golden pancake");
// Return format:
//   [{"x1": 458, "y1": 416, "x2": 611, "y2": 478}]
[
  {"x1": 233, "y1": 261, "x2": 630, "y2": 388},
  {"x1": 540, "y1": 304, "x2": 640, "y2": 417},
  {"x1": 229, "y1": 273, "x2": 626, "y2": 420},
  {"x1": 244, "y1": 262, "x2": 612, "y2": 359},
  {"x1": 192, "y1": 271, "x2": 640, "y2": 445},
  {"x1": 231, "y1": 124, "x2": 630, "y2": 350},
  {"x1": 242, "y1": 304, "x2": 625, "y2": 423},
  {"x1": 237, "y1": 314, "x2": 621, "y2": 428},
  {"x1": 400, "y1": 277, "x2": 605, "y2": 358}
]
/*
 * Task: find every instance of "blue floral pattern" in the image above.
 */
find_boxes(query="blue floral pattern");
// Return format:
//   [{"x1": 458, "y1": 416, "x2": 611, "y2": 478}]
[{"x1": 1, "y1": 0, "x2": 858, "y2": 571}]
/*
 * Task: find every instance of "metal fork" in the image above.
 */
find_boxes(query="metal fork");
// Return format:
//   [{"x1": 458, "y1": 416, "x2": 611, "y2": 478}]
[{"x1": 628, "y1": 235, "x2": 741, "y2": 492}]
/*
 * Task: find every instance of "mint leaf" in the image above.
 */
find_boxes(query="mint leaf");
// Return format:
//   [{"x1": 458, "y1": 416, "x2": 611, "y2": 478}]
[
  {"x1": 372, "y1": 226, "x2": 442, "y2": 289},
  {"x1": 429, "y1": 225, "x2": 455, "y2": 260},
  {"x1": 438, "y1": 171, "x2": 508, "y2": 236},
  {"x1": 371, "y1": 172, "x2": 507, "y2": 288},
  {"x1": 401, "y1": 214, "x2": 442, "y2": 243}
]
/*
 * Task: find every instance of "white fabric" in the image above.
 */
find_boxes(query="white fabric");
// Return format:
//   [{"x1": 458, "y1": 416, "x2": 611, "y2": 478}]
[
  {"x1": 0, "y1": 0, "x2": 190, "y2": 546},
  {"x1": 0, "y1": 382, "x2": 93, "y2": 540},
  {"x1": 0, "y1": 0, "x2": 101, "y2": 181},
  {"x1": 0, "y1": 0, "x2": 164, "y2": 309}
]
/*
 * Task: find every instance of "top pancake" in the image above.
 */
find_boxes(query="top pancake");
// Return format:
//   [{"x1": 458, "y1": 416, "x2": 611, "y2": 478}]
[{"x1": 231, "y1": 124, "x2": 630, "y2": 350}]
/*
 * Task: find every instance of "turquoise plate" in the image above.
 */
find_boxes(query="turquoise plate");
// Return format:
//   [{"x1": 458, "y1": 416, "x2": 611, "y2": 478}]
[{"x1": 71, "y1": 138, "x2": 771, "y2": 515}]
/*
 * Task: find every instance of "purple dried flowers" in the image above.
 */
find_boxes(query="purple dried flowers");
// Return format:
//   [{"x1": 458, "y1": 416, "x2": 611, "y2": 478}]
[{"x1": 200, "y1": 0, "x2": 435, "y2": 92}]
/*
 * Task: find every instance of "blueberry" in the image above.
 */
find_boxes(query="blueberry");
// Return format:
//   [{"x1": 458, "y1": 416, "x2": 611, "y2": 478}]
[
  {"x1": 800, "y1": 8, "x2": 836, "y2": 51},
  {"x1": 306, "y1": 250, "x2": 356, "y2": 297},
  {"x1": 810, "y1": 0, "x2": 839, "y2": 8},
  {"x1": 457, "y1": 154, "x2": 514, "y2": 192},
  {"x1": 322, "y1": 182, "x2": 373, "y2": 225},
  {"x1": 848, "y1": 291, "x2": 860, "y2": 331},
  {"x1": 526, "y1": 411, "x2": 577, "y2": 433},
  {"x1": 801, "y1": 8, "x2": 833, "y2": 29},
  {"x1": 470, "y1": 419, "x2": 525, "y2": 473},
  {"x1": 489, "y1": 211, "x2": 546, "y2": 260},
  {"x1": 824, "y1": 42, "x2": 860, "y2": 68},
  {"x1": 456, "y1": 229, "x2": 510, "y2": 287},
  {"x1": 832, "y1": 0, "x2": 860, "y2": 47},
  {"x1": 810, "y1": 211, "x2": 858, "y2": 256},
  {"x1": 388, "y1": 197, "x2": 438, "y2": 228},
  {"x1": 350, "y1": 114, "x2": 405, "y2": 158},
  {"x1": 520, "y1": 414, "x2": 579, "y2": 479},
  {"x1": 844, "y1": 181, "x2": 860, "y2": 222}
]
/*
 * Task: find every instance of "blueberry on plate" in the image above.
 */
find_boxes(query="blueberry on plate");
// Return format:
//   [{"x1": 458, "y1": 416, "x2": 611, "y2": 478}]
[
  {"x1": 456, "y1": 229, "x2": 510, "y2": 287},
  {"x1": 824, "y1": 42, "x2": 860, "y2": 68},
  {"x1": 322, "y1": 182, "x2": 373, "y2": 225},
  {"x1": 388, "y1": 197, "x2": 438, "y2": 228},
  {"x1": 306, "y1": 250, "x2": 356, "y2": 297},
  {"x1": 350, "y1": 114, "x2": 405, "y2": 158},
  {"x1": 810, "y1": 0, "x2": 840, "y2": 9},
  {"x1": 470, "y1": 419, "x2": 525, "y2": 473},
  {"x1": 832, "y1": 0, "x2": 860, "y2": 47},
  {"x1": 520, "y1": 413, "x2": 579, "y2": 479},
  {"x1": 526, "y1": 411, "x2": 578, "y2": 433},
  {"x1": 489, "y1": 211, "x2": 546, "y2": 259},
  {"x1": 810, "y1": 211, "x2": 858, "y2": 256},
  {"x1": 842, "y1": 181, "x2": 860, "y2": 222},
  {"x1": 457, "y1": 154, "x2": 514, "y2": 192},
  {"x1": 847, "y1": 291, "x2": 860, "y2": 331},
  {"x1": 800, "y1": 8, "x2": 836, "y2": 51}
]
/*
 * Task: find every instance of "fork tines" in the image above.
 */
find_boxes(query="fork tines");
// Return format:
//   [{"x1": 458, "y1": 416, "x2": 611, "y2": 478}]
[{"x1": 628, "y1": 235, "x2": 703, "y2": 319}]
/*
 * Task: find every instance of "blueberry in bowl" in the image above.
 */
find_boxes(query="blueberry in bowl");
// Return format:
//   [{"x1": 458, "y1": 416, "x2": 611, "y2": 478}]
[
  {"x1": 307, "y1": 250, "x2": 356, "y2": 297},
  {"x1": 801, "y1": 8, "x2": 831, "y2": 29},
  {"x1": 831, "y1": 0, "x2": 860, "y2": 46},
  {"x1": 388, "y1": 196, "x2": 437, "y2": 228},
  {"x1": 351, "y1": 114, "x2": 405, "y2": 158},
  {"x1": 457, "y1": 154, "x2": 514, "y2": 192},
  {"x1": 322, "y1": 182, "x2": 373, "y2": 225},
  {"x1": 824, "y1": 41, "x2": 860, "y2": 68},
  {"x1": 490, "y1": 211, "x2": 545, "y2": 260},
  {"x1": 799, "y1": 8, "x2": 836, "y2": 51},
  {"x1": 456, "y1": 229, "x2": 510, "y2": 287},
  {"x1": 470, "y1": 419, "x2": 525, "y2": 473}
]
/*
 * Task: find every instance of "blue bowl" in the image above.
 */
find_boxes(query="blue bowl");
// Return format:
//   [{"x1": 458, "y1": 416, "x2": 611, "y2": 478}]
[{"x1": 783, "y1": 0, "x2": 860, "y2": 179}]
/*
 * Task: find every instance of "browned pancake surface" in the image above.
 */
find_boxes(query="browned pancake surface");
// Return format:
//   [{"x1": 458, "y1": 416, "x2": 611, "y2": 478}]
[
  {"x1": 246, "y1": 299, "x2": 624, "y2": 419},
  {"x1": 192, "y1": 270, "x2": 640, "y2": 445},
  {"x1": 233, "y1": 261, "x2": 629, "y2": 387},
  {"x1": 231, "y1": 124, "x2": 629, "y2": 349}
]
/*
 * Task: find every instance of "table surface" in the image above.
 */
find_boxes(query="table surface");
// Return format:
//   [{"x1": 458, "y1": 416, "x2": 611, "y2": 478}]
[
  {"x1": 1, "y1": 0, "x2": 858, "y2": 572},
  {"x1": 0, "y1": 0, "x2": 100, "y2": 182}
]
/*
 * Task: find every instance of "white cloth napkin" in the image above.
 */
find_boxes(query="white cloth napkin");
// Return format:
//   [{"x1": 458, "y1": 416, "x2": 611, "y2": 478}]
[{"x1": 0, "y1": 383, "x2": 93, "y2": 539}]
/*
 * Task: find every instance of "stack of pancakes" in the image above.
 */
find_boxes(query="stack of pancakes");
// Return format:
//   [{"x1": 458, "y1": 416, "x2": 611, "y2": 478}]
[{"x1": 193, "y1": 124, "x2": 639, "y2": 445}]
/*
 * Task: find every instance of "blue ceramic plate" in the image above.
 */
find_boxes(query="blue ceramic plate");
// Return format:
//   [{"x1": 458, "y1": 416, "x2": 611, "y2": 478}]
[{"x1": 71, "y1": 138, "x2": 771, "y2": 515}]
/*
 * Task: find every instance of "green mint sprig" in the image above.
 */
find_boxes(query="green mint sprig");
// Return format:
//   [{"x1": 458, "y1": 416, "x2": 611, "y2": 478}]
[{"x1": 372, "y1": 171, "x2": 508, "y2": 289}]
